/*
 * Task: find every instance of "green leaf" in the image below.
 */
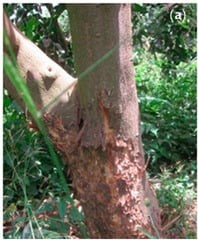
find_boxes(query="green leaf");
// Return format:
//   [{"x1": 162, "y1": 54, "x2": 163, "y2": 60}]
[
  {"x1": 41, "y1": 229, "x2": 63, "y2": 239},
  {"x1": 58, "y1": 198, "x2": 66, "y2": 219},
  {"x1": 37, "y1": 202, "x2": 54, "y2": 214},
  {"x1": 138, "y1": 227, "x2": 157, "y2": 239},
  {"x1": 69, "y1": 206, "x2": 84, "y2": 223}
]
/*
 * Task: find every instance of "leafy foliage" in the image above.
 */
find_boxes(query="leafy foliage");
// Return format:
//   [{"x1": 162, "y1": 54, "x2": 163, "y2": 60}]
[
  {"x1": 4, "y1": 3, "x2": 74, "y2": 73},
  {"x1": 133, "y1": 3, "x2": 197, "y2": 71},
  {"x1": 133, "y1": 5, "x2": 196, "y2": 236},
  {"x1": 4, "y1": 93, "x2": 88, "y2": 239},
  {"x1": 155, "y1": 163, "x2": 196, "y2": 238},
  {"x1": 135, "y1": 52, "x2": 196, "y2": 171}
]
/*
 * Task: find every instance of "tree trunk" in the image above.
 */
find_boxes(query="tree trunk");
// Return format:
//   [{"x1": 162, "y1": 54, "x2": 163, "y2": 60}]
[
  {"x1": 4, "y1": 5, "x2": 162, "y2": 238},
  {"x1": 67, "y1": 4, "x2": 161, "y2": 238}
]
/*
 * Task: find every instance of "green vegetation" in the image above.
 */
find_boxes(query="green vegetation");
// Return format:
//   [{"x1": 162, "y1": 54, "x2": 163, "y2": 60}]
[
  {"x1": 4, "y1": 90, "x2": 87, "y2": 239},
  {"x1": 4, "y1": 3, "x2": 196, "y2": 239},
  {"x1": 133, "y1": 5, "x2": 196, "y2": 237},
  {"x1": 136, "y1": 53, "x2": 196, "y2": 170}
]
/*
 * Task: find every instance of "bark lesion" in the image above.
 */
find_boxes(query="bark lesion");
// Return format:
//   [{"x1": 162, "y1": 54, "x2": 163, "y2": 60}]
[
  {"x1": 43, "y1": 113, "x2": 84, "y2": 159},
  {"x1": 98, "y1": 96, "x2": 115, "y2": 148}
]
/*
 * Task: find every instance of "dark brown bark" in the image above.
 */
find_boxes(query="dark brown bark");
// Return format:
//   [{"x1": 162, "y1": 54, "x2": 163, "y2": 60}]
[{"x1": 66, "y1": 4, "x2": 162, "y2": 238}]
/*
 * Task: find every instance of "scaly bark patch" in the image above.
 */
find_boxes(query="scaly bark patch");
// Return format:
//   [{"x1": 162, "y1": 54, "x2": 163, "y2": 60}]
[{"x1": 44, "y1": 112, "x2": 162, "y2": 238}]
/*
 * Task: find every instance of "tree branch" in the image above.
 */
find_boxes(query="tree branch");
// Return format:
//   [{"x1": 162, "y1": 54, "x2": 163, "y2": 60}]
[{"x1": 3, "y1": 11, "x2": 77, "y2": 127}]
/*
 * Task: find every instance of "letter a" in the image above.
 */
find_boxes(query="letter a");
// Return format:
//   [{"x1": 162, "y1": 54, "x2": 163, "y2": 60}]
[{"x1": 175, "y1": 11, "x2": 183, "y2": 21}]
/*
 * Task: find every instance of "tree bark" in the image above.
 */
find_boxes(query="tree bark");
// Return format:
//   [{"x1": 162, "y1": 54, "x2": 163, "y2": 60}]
[
  {"x1": 67, "y1": 4, "x2": 161, "y2": 238},
  {"x1": 4, "y1": 5, "x2": 162, "y2": 238},
  {"x1": 3, "y1": 12, "x2": 77, "y2": 127}
]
